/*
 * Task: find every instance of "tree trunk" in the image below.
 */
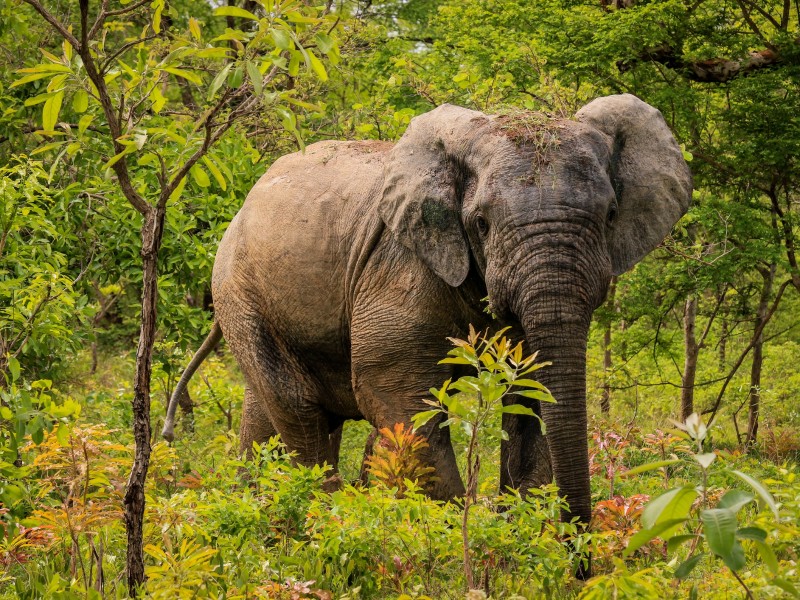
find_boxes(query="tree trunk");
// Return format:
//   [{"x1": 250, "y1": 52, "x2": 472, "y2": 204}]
[
  {"x1": 681, "y1": 295, "x2": 699, "y2": 420},
  {"x1": 746, "y1": 265, "x2": 775, "y2": 448},
  {"x1": 125, "y1": 207, "x2": 166, "y2": 595}
]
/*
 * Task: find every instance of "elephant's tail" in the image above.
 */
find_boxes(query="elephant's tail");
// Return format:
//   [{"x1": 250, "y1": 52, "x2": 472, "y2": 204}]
[{"x1": 162, "y1": 322, "x2": 223, "y2": 442}]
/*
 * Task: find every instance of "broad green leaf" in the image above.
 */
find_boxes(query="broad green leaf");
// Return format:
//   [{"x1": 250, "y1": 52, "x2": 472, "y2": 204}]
[
  {"x1": 189, "y1": 17, "x2": 201, "y2": 40},
  {"x1": 8, "y1": 356, "x2": 20, "y2": 382},
  {"x1": 72, "y1": 89, "x2": 88, "y2": 113},
  {"x1": 621, "y1": 459, "x2": 681, "y2": 478},
  {"x1": 730, "y1": 470, "x2": 779, "y2": 520},
  {"x1": 717, "y1": 489, "x2": 754, "y2": 513},
  {"x1": 55, "y1": 423, "x2": 70, "y2": 446},
  {"x1": 202, "y1": 156, "x2": 227, "y2": 191},
  {"x1": 246, "y1": 60, "x2": 263, "y2": 96},
  {"x1": 17, "y1": 63, "x2": 71, "y2": 74},
  {"x1": 150, "y1": 87, "x2": 166, "y2": 113},
  {"x1": 735, "y1": 526, "x2": 767, "y2": 541},
  {"x1": 693, "y1": 452, "x2": 716, "y2": 469},
  {"x1": 42, "y1": 90, "x2": 63, "y2": 132},
  {"x1": 315, "y1": 33, "x2": 335, "y2": 54},
  {"x1": 78, "y1": 114, "x2": 94, "y2": 135},
  {"x1": 214, "y1": 6, "x2": 259, "y2": 20},
  {"x1": 288, "y1": 51, "x2": 301, "y2": 76},
  {"x1": 190, "y1": 165, "x2": 210, "y2": 187},
  {"x1": 754, "y1": 541, "x2": 778, "y2": 574},
  {"x1": 642, "y1": 486, "x2": 697, "y2": 534},
  {"x1": 623, "y1": 518, "x2": 686, "y2": 556},
  {"x1": 152, "y1": 0, "x2": 164, "y2": 33},
  {"x1": 228, "y1": 66, "x2": 244, "y2": 88},
  {"x1": 25, "y1": 92, "x2": 56, "y2": 107},
  {"x1": 169, "y1": 175, "x2": 187, "y2": 202},
  {"x1": 700, "y1": 508, "x2": 737, "y2": 562},
  {"x1": 30, "y1": 142, "x2": 65, "y2": 155},
  {"x1": 515, "y1": 389, "x2": 554, "y2": 402},
  {"x1": 501, "y1": 404, "x2": 535, "y2": 416},
  {"x1": 666, "y1": 533, "x2": 698, "y2": 553},
  {"x1": 11, "y1": 71, "x2": 53, "y2": 88},
  {"x1": 412, "y1": 410, "x2": 439, "y2": 429},
  {"x1": 674, "y1": 553, "x2": 705, "y2": 579},
  {"x1": 306, "y1": 51, "x2": 327, "y2": 81},
  {"x1": 0, "y1": 406, "x2": 12, "y2": 420},
  {"x1": 271, "y1": 28, "x2": 293, "y2": 50},
  {"x1": 209, "y1": 64, "x2": 232, "y2": 100},
  {"x1": 164, "y1": 67, "x2": 202, "y2": 85}
]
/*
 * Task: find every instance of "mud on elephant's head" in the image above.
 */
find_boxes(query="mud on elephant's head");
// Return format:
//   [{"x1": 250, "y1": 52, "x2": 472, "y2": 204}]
[{"x1": 379, "y1": 94, "x2": 692, "y2": 527}]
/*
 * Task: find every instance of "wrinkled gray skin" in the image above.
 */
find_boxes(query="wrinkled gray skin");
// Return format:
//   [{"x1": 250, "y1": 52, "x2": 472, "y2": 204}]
[{"x1": 164, "y1": 94, "x2": 691, "y2": 536}]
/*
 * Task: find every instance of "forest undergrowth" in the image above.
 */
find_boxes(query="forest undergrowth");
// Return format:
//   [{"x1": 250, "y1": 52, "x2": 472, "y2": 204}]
[{"x1": 1, "y1": 344, "x2": 799, "y2": 599}]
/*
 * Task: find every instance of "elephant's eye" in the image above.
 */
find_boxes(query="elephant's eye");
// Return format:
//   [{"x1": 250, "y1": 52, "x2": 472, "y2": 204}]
[
  {"x1": 476, "y1": 215, "x2": 489, "y2": 237},
  {"x1": 607, "y1": 201, "x2": 618, "y2": 226}
]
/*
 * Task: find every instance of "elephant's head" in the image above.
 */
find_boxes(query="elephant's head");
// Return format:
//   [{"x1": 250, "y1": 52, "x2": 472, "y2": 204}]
[{"x1": 379, "y1": 95, "x2": 692, "y2": 525}]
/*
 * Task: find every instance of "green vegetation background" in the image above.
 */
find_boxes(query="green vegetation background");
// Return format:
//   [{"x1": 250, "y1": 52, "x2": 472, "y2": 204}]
[{"x1": 1, "y1": 0, "x2": 800, "y2": 597}]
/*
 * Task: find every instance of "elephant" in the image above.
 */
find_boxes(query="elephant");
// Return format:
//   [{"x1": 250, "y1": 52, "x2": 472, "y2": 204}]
[{"x1": 162, "y1": 93, "x2": 691, "y2": 547}]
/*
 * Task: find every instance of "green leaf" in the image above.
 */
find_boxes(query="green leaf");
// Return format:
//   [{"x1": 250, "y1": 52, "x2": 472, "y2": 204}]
[
  {"x1": 0, "y1": 406, "x2": 12, "y2": 420},
  {"x1": 700, "y1": 508, "x2": 737, "y2": 562},
  {"x1": 8, "y1": 356, "x2": 21, "y2": 383},
  {"x1": 78, "y1": 114, "x2": 94, "y2": 135},
  {"x1": 164, "y1": 67, "x2": 202, "y2": 85},
  {"x1": 72, "y1": 89, "x2": 88, "y2": 113},
  {"x1": 306, "y1": 50, "x2": 328, "y2": 81},
  {"x1": 208, "y1": 64, "x2": 232, "y2": 100},
  {"x1": 674, "y1": 553, "x2": 705, "y2": 579},
  {"x1": 228, "y1": 66, "x2": 244, "y2": 88},
  {"x1": 693, "y1": 452, "x2": 716, "y2": 469},
  {"x1": 42, "y1": 90, "x2": 64, "y2": 133},
  {"x1": 753, "y1": 541, "x2": 778, "y2": 575},
  {"x1": 717, "y1": 489, "x2": 754, "y2": 513},
  {"x1": 735, "y1": 526, "x2": 767, "y2": 541},
  {"x1": 667, "y1": 533, "x2": 698, "y2": 553},
  {"x1": 411, "y1": 410, "x2": 440, "y2": 429},
  {"x1": 246, "y1": 60, "x2": 263, "y2": 96},
  {"x1": 730, "y1": 470, "x2": 779, "y2": 520},
  {"x1": 621, "y1": 459, "x2": 681, "y2": 478},
  {"x1": 501, "y1": 404, "x2": 535, "y2": 416},
  {"x1": 623, "y1": 518, "x2": 686, "y2": 556},
  {"x1": 55, "y1": 423, "x2": 70, "y2": 446},
  {"x1": 271, "y1": 28, "x2": 293, "y2": 50},
  {"x1": 150, "y1": 87, "x2": 166, "y2": 113},
  {"x1": 190, "y1": 165, "x2": 210, "y2": 188},
  {"x1": 214, "y1": 6, "x2": 259, "y2": 20},
  {"x1": 515, "y1": 389, "x2": 555, "y2": 402},
  {"x1": 642, "y1": 487, "x2": 697, "y2": 535},
  {"x1": 10, "y1": 71, "x2": 53, "y2": 88},
  {"x1": 288, "y1": 51, "x2": 301, "y2": 76},
  {"x1": 315, "y1": 33, "x2": 335, "y2": 54},
  {"x1": 202, "y1": 156, "x2": 227, "y2": 191}
]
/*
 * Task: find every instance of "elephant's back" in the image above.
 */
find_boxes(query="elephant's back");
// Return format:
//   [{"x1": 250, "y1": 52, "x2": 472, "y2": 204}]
[{"x1": 212, "y1": 139, "x2": 392, "y2": 354}]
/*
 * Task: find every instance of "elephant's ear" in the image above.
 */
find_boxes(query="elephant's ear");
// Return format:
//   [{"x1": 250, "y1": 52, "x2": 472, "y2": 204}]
[
  {"x1": 576, "y1": 94, "x2": 692, "y2": 275},
  {"x1": 379, "y1": 104, "x2": 487, "y2": 287}
]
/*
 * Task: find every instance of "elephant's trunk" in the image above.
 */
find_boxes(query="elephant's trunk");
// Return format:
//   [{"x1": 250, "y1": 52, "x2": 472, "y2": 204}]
[{"x1": 510, "y1": 253, "x2": 606, "y2": 526}]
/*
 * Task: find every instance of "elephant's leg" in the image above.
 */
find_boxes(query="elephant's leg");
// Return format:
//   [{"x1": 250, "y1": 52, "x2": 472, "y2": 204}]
[
  {"x1": 500, "y1": 394, "x2": 552, "y2": 494},
  {"x1": 350, "y1": 322, "x2": 465, "y2": 500},
  {"x1": 239, "y1": 386, "x2": 278, "y2": 457},
  {"x1": 224, "y1": 320, "x2": 340, "y2": 476}
]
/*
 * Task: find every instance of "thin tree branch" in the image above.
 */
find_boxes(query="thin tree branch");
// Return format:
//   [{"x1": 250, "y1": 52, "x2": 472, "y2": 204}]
[
  {"x1": 101, "y1": 34, "x2": 160, "y2": 73},
  {"x1": 705, "y1": 279, "x2": 793, "y2": 422}
]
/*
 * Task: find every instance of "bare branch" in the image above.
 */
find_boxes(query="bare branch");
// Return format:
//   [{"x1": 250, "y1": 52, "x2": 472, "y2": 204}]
[
  {"x1": 704, "y1": 279, "x2": 793, "y2": 421},
  {"x1": 101, "y1": 34, "x2": 160, "y2": 74}
]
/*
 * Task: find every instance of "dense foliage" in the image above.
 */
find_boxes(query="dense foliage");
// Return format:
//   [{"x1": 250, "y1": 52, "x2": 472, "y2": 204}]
[{"x1": 1, "y1": 0, "x2": 800, "y2": 597}]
